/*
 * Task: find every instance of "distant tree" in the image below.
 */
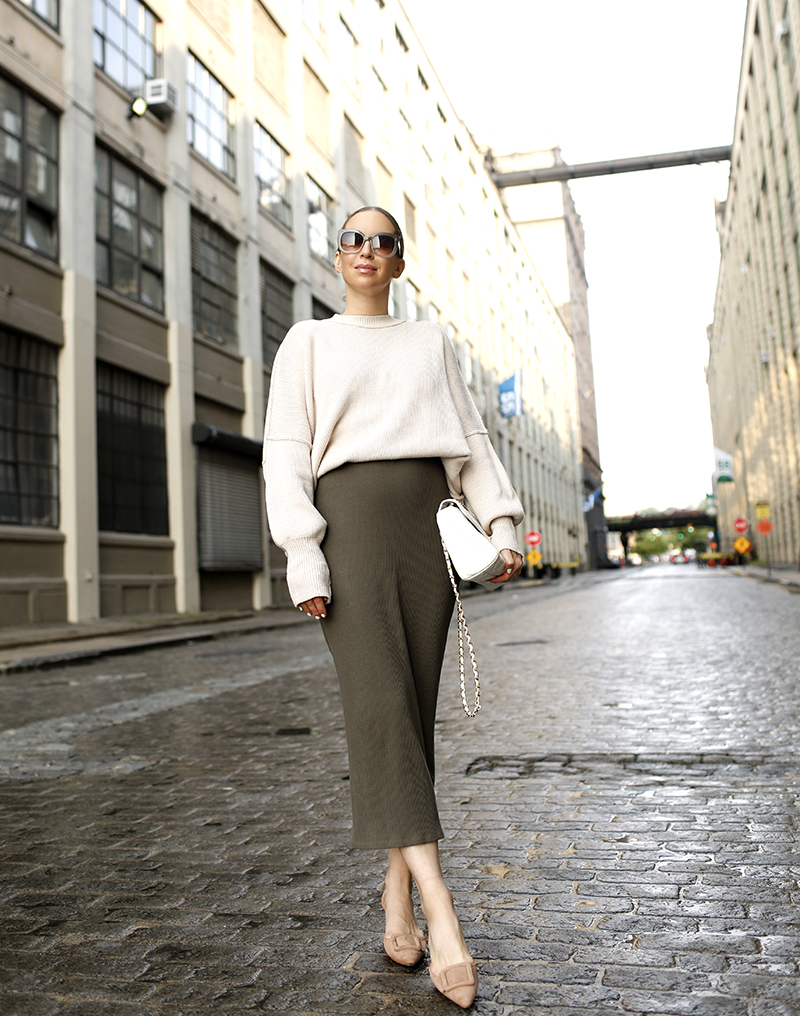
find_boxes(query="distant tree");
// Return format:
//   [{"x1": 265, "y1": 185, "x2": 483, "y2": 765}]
[{"x1": 633, "y1": 530, "x2": 669, "y2": 557}]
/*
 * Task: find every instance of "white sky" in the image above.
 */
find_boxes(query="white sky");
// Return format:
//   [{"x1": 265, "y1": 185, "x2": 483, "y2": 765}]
[{"x1": 399, "y1": 0, "x2": 748, "y2": 515}]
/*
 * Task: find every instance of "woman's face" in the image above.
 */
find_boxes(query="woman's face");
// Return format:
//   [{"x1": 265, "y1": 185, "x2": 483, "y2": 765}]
[{"x1": 334, "y1": 209, "x2": 405, "y2": 295}]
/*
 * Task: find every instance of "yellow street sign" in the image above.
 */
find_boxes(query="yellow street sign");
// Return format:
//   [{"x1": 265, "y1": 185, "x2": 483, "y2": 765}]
[
  {"x1": 755, "y1": 501, "x2": 771, "y2": 520},
  {"x1": 526, "y1": 549, "x2": 542, "y2": 566},
  {"x1": 734, "y1": 536, "x2": 751, "y2": 554}
]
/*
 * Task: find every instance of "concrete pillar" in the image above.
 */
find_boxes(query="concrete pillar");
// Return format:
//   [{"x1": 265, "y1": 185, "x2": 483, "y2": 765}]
[
  {"x1": 162, "y1": 3, "x2": 200, "y2": 613},
  {"x1": 58, "y1": 0, "x2": 99, "y2": 621}
]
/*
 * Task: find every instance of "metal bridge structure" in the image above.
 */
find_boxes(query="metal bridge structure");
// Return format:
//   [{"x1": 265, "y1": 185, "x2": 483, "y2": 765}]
[
  {"x1": 489, "y1": 146, "x2": 732, "y2": 189},
  {"x1": 606, "y1": 511, "x2": 718, "y2": 534}
]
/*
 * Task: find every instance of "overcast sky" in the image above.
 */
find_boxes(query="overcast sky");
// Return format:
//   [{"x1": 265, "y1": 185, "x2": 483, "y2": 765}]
[{"x1": 399, "y1": 0, "x2": 748, "y2": 515}]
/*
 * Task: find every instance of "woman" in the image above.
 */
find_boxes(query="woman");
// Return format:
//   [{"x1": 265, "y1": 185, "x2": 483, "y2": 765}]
[{"x1": 263, "y1": 206, "x2": 524, "y2": 1008}]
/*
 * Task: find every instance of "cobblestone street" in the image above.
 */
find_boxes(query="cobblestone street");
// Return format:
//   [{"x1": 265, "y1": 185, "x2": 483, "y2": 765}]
[{"x1": 1, "y1": 565, "x2": 799, "y2": 1016}]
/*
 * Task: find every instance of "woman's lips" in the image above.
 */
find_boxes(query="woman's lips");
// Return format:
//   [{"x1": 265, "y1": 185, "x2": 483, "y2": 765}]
[{"x1": 355, "y1": 263, "x2": 376, "y2": 273}]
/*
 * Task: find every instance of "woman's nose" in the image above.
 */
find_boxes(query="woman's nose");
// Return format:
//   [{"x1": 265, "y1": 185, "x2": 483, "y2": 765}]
[{"x1": 358, "y1": 236, "x2": 374, "y2": 256}]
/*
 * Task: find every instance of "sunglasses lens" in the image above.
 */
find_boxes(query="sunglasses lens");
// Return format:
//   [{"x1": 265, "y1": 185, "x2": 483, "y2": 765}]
[
  {"x1": 339, "y1": 230, "x2": 365, "y2": 252},
  {"x1": 372, "y1": 234, "x2": 398, "y2": 257}
]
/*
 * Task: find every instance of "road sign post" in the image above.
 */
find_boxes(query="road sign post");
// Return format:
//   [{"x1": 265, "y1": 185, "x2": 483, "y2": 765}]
[{"x1": 756, "y1": 517, "x2": 773, "y2": 576}]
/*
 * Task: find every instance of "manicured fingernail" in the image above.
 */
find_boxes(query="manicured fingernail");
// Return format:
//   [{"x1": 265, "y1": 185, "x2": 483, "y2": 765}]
[{"x1": 506, "y1": 568, "x2": 512, "y2": 574}]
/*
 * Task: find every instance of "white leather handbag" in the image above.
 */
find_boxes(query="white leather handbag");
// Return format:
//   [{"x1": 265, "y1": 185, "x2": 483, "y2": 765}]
[
  {"x1": 435, "y1": 498, "x2": 506, "y2": 717},
  {"x1": 435, "y1": 498, "x2": 505, "y2": 586}
]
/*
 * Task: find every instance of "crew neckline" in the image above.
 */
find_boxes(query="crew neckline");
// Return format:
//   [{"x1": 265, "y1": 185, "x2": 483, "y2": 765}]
[{"x1": 332, "y1": 314, "x2": 404, "y2": 329}]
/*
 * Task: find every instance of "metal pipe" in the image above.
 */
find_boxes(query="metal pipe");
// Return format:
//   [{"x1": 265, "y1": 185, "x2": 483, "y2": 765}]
[{"x1": 491, "y1": 146, "x2": 732, "y2": 188}]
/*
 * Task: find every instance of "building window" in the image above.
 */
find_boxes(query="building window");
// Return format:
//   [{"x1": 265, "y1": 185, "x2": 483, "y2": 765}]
[
  {"x1": 403, "y1": 193, "x2": 416, "y2": 246},
  {"x1": 93, "y1": 0, "x2": 161, "y2": 94},
  {"x1": 405, "y1": 280, "x2": 420, "y2": 321},
  {"x1": 97, "y1": 362, "x2": 169, "y2": 535},
  {"x1": 95, "y1": 147, "x2": 164, "y2": 312},
  {"x1": 255, "y1": 125, "x2": 291, "y2": 230},
  {"x1": 191, "y1": 212, "x2": 238, "y2": 348},
  {"x1": 312, "y1": 298, "x2": 335, "y2": 320},
  {"x1": 0, "y1": 76, "x2": 58, "y2": 260},
  {"x1": 186, "y1": 53, "x2": 236, "y2": 181},
  {"x1": 0, "y1": 329, "x2": 58, "y2": 528},
  {"x1": 18, "y1": 0, "x2": 58, "y2": 29},
  {"x1": 302, "y1": 0, "x2": 323, "y2": 39},
  {"x1": 307, "y1": 177, "x2": 335, "y2": 261},
  {"x1": 261, "y1": 261, "x2": 294, "y2": 369}
]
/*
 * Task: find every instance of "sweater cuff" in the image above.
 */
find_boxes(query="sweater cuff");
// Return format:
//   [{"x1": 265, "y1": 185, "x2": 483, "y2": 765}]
[
  {"x1": 490, "y1": 517, "x2": 521, "y2": 555},
  {"x1": 283, "y1": 538, "x2": 332, "y2": 607}
]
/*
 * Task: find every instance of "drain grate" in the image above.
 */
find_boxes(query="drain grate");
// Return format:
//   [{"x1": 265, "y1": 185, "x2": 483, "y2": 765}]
[
  {"x1": 198, "y1": 647, "x2": 278, "y2": 658},
  {"x1": 466, "y1": 752, "x2": 800, "y2": 778},
  {"x1": 494, "y1": 638, "x2": 550, "y2": 647}
]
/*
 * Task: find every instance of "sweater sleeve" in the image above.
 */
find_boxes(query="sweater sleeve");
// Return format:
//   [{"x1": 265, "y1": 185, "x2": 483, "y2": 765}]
[
  {"x1": 262, "y1": 331, "x2": 331, "y2": 605},
  {"x1": 442, "y1": 333, "x2": 524, "y2": 553}
]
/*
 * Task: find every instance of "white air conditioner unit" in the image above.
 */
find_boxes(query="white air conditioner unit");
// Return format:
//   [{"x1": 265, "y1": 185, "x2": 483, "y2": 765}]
[
  {"x1": 777, "y1": 19, "x2": 790, "y2": 38},
  {"x1": 144, "y1": 78, "x2": 178, "y2": 119}
]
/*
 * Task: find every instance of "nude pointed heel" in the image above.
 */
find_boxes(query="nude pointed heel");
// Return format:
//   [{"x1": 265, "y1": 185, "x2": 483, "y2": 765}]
[
  {"x1": 429, "y1": 959, "x2": 478, "y2": 1008},
  {"x1": 383, "y1": 931, "x2": 427, "y2": 966},
  {"x1": 381, "y1": 891, "x2": 426, "y2": 966}
]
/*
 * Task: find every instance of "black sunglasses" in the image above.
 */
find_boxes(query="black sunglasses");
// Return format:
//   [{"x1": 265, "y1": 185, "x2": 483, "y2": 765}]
[{"x1": 337, "y1": 229, "x2": 403, "y2": 258}]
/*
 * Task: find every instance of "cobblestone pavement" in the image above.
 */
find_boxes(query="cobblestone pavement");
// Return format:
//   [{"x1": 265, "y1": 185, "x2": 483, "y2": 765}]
[{"x1": 1, "y1": 565, "x2": 799, "y2": 1016}]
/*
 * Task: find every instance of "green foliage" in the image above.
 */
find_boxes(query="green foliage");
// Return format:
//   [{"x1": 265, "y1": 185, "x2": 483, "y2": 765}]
[{"x1": 632, "y1": 526, "x2": 715, "y2": 558}]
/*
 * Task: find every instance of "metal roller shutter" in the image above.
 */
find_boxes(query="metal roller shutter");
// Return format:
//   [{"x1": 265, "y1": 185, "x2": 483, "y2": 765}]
[{"x1": 197, "y1": 445, "x2": 263, "y2": 571}]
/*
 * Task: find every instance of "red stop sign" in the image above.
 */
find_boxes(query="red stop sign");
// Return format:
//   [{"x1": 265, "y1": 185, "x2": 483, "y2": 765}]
[
  {"x1": 733, "y1": 517, "x2": 749, "y2": 533},
  {"x1": 525, "y1": 531, "x2": 542, "y2": 547}
]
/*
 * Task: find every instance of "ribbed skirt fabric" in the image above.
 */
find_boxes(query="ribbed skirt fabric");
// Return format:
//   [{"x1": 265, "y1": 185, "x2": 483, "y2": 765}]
[{"x1": 315, "y1": 458, "x2": 455, "y2": 850}]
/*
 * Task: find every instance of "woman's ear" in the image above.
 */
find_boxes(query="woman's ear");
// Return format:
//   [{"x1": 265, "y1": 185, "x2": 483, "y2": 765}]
[
  {"x1": 393, "y1": 257, "x2": 405, "y2": 280},
  {"x1": 333, "y1": 251, "x2": 342, "y2": 274}
]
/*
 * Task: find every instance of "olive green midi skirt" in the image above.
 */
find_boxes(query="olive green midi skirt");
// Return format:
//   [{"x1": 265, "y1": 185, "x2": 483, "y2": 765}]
[{"x1": 315, "y1": 458, "x2": 455, "y2": 850}]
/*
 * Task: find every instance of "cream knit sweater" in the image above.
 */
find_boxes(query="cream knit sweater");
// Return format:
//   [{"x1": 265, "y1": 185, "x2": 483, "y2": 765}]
[{"x1": 262, "y1": 314, "x2": 524, "y2": 606}]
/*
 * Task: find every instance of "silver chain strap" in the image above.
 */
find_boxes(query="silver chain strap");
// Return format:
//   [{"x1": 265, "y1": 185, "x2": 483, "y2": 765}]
[{"x1": 440, "y1": 536, "x2": 481, "y2": 717}]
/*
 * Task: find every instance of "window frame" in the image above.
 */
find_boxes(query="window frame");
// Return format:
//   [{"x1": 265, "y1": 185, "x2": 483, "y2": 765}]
[
  {"x1": 93, "y1": 0, "x2": 162, "y2": 95},
  {"x1": 17, "y1": 0, "x2": 59, "y2": 30},
  {"x1": 254, "y1": 124, "x2": 292, "y2": 230},
  {"x1": 186, "y1": 52, "x2": 237, "y2": 181},
  {"x1": 306, "y1": 177, "x2": 336, "y2": 262},
  {"x1": 95, "y1": 146, "x2": 165, "y2": 313},
  {"x1": 0, "y1": 75, "x2": 59, "y2": 262}
]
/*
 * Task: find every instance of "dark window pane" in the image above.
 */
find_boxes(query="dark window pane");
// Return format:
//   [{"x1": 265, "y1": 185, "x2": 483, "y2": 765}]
[
  {"x1": 96, "y1": 362, "x2": 168, "y2": 535},
  {"x1": 0, "y1": 328, "x2": 58, "y2": 527}
]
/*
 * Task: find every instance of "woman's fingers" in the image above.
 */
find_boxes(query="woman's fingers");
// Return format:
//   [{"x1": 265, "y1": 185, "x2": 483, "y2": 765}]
[
  {"x1": 488, "y1": 549, "x2": 524, "y2": 584},
  {"x1": 297, "y1": 596, "x2": 328, "y2": 618}
]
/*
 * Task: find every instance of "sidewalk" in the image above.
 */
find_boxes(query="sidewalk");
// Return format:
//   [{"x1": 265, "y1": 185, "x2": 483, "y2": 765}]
[
  {"x1": 732, "y1": 562, "x2": 800, "y2": 590},
  {"x1": 0, "y1": 582, "x2": 514, "y2": 675},
  {"x1": 0, "y1": 605, "x2": 306, "y2": 675}
]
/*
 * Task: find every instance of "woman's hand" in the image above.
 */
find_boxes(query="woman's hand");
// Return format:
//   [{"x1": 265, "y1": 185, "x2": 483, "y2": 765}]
[
  {"x1": 488, "y1": 549, "x2": 524, "y2": 584},
  {"x1": 298, "y1": 596, "x2": 328, "y2": 618}
]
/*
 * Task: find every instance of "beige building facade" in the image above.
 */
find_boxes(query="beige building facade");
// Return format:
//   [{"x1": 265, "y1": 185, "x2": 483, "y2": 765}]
[
  {"x1": 0, "y1": 0, "x2": 584, "y2": 626},
  {"x1": 708, "y1": 0, "x2": 800, "y2": 563},
  {"x1": 489, "y1": 146, "x2": 607, "y2": 569}
]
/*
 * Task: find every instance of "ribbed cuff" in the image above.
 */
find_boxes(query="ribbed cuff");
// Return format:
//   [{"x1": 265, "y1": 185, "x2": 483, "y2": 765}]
[
  {"x1": 283, "y1": 538, "x2": 332, "y2": 606},
  {"x1": 490, "y1": 517, "x2": 521, "y2": 555}
]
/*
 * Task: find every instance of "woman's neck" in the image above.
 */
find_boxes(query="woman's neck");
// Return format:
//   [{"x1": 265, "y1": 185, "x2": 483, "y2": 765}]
[{"x1": 341, "y1": 291, "x2": 391, "y2": 317}]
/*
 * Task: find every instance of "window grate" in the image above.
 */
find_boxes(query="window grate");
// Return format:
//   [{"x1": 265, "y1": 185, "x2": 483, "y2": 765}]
[
  {"x1": 260, "y1": 261, "x2": 294, "y2": 369},
  {"x1": 191, "y1": 211, "x2": 238, "y2": 348},
  {"x1": 0, "y1": 329, "x2": 59, "y2": 527},
  {"x1": 97, "y1": 362, "x2": 169, "y2": 535}
]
